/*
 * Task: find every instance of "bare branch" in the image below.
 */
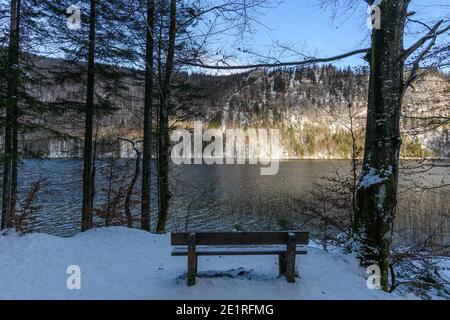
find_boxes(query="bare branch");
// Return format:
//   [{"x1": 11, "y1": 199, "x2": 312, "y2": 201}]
[
  {"x1": 182, "y1": 48, "x2": 370, "y2": 70},
  {"x1": 402, "y1": 39, "x2": 438, "y2": 97},
  {"x1": 402, "y1": 20, "x2": 449, "y2": 60}
]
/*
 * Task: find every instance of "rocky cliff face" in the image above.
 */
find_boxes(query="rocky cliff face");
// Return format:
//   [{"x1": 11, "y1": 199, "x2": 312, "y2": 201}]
[
  {"x1": 16, "y1": 57, "x2": 450, "y2": 159},
  {"x1": 200, "y1": 67, "x2": 369, "y2": 159},
  {"x1": 192, "y1": 66, "x2": 449, "y2": 159}
]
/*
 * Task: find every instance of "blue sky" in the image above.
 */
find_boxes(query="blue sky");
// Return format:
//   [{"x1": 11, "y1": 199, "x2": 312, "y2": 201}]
[
  {"x1": 211, "y1": 0, "x2": 450, "y2": 69},
  {"x1": 247, "y1": 0, "x2": 371, "y2": 67}
]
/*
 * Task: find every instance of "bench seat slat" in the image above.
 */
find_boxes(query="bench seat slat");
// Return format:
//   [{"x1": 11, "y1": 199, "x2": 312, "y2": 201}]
[
  {"x1": 171, "y1": 231, "x2": 309, "y2": 246},
  {"x1": 172, "y1": 245, "x2": 308, "y2": 256}
]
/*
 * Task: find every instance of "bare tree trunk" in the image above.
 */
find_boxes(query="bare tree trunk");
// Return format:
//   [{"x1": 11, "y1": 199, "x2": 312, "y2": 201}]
[
  {"x1": 348, "y1": 103, "x2": 361, "y2": 230},
  {"x1": 156, "y1": 1, "x2": 163, "y2": 223},
  {"x1": 11, "y1": 90, "x2": 18, "y2": 226},
  {"x1": 355, "y1": 0, "x2": 409, "y2": 291},
  {"x1": 126, "y1": 151, "x2": 141, "y2": 228},
  {"x1": 2, "y1": 0, "x2": 21, "y2": 229},
  {"x1": 141, "y1": 0, "x2": 155, "y2": 231},
  {"x1": 91, "y1": 120, "x2": 99, "y2": 204},
  {"x1": 156, "y1": 0, "x2": 176, "y2": 233},
  {"x1": 81, "y1": 0, "x2": 96, "y2": 232}
]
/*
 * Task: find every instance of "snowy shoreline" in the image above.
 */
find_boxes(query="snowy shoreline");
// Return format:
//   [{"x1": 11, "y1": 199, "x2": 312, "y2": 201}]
[{"x1": 0, "y1": 227, "x2": 418, "y2": 300}]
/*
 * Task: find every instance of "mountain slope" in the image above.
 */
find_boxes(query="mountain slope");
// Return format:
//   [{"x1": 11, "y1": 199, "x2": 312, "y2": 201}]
[{"x1": 8, "y1": 57, "x2": 449, "y2": 159}]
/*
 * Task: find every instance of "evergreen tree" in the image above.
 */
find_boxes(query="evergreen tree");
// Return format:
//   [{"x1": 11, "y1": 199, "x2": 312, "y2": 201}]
[
  {"x1": 41, "y1": 0, "x2": 139, "y2": 231},
  {"x1": 155, "y1": 0, "x2": 176, "y2": 233},
  {"x1": 141, "y1": 0, "x2": 155, "y2": 232},
  {"x1": 0, "y1": 0, "x2": 69, "y2": 229}
]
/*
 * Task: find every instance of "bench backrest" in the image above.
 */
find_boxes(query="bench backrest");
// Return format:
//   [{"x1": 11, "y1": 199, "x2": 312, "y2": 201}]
[{"x1": 171, "y1": 231, "x2": 309, "y2": 246}]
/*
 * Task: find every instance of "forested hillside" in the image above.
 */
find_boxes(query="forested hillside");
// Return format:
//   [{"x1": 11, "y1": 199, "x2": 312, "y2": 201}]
[{"x1": 9, "y1": 57, "x2": 450, "y2": 159}]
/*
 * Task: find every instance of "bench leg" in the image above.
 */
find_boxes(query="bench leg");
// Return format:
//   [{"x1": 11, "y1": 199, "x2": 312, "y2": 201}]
[
  {"x1": 278, "y1": 253, "x2": 287, "y2": 276},
  {"x1": 286, "y1": 233, "x2": 296, "y2": 283},
  {"x1": 187, "y1": 233, "x2": 197, "y2": 286}
]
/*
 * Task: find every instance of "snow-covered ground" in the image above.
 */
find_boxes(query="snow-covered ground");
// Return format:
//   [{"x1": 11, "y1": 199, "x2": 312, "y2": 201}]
[{"x1": 0, "y1": 227, "x2": 416, "y2": 300}]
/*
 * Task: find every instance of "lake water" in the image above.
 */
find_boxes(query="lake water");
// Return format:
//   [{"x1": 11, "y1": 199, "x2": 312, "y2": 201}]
[{"x1": 2, "y1": 159, "x2": 449, "y2": 251}]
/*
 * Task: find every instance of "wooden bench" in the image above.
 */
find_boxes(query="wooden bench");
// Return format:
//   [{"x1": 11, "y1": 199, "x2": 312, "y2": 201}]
[{"x1": 171, "y1": 231, "x2": 309, "y2": 286}]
